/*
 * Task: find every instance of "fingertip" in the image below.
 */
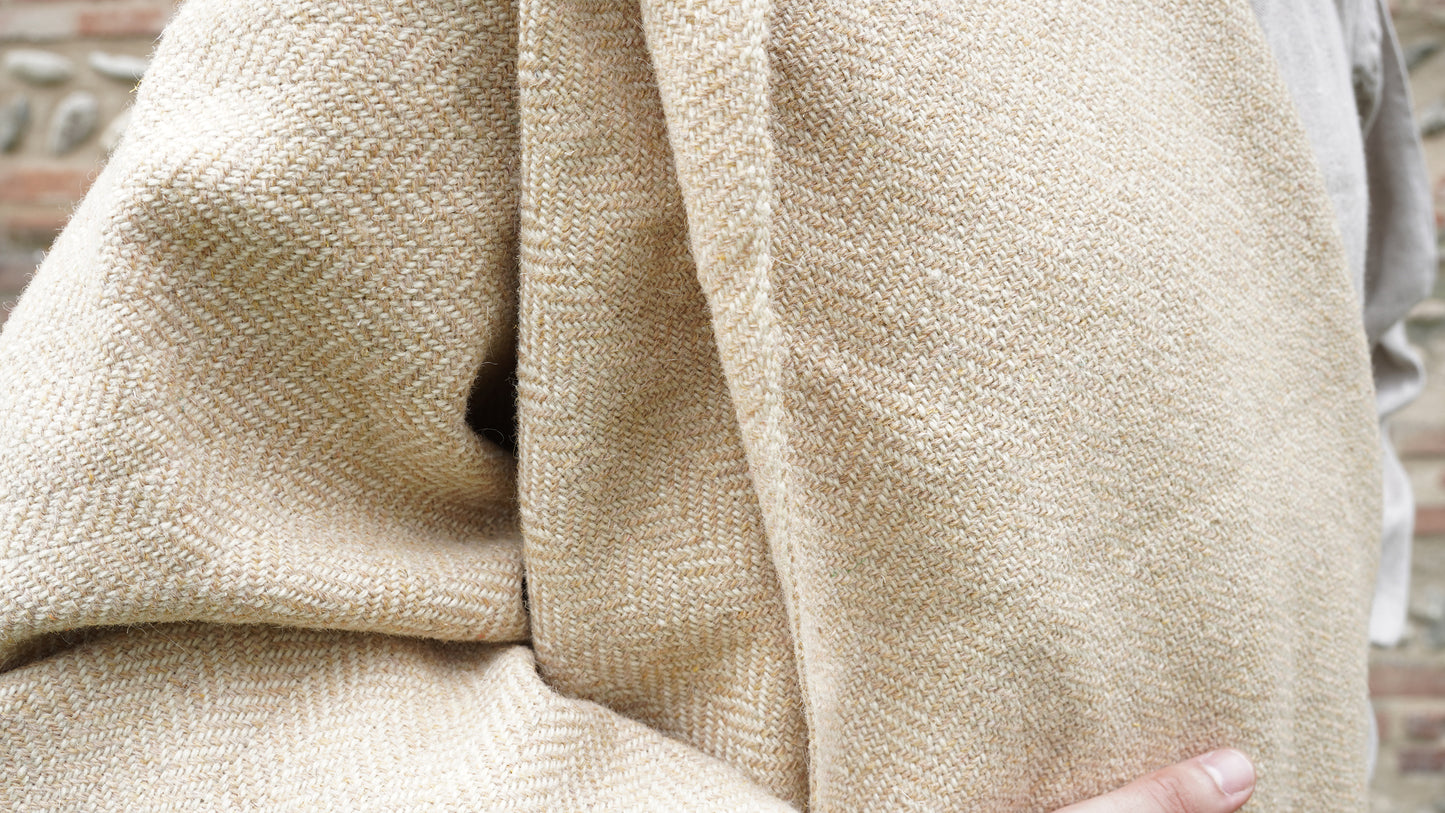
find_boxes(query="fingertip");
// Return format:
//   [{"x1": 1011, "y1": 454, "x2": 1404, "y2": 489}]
[{"x1": 1198, "y1": 749, "x2": 1255, "y2": 798}]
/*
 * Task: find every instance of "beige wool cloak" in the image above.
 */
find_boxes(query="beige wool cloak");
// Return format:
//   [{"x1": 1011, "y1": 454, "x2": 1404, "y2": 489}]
[{"x1": 0, "y1": 0, "x2": 1402, "y2": 808}]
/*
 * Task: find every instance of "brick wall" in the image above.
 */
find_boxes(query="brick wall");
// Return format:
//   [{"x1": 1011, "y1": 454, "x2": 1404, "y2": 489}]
[
  {"x1": 0, "y1": 0, "x2": 175, "y2": 322},
  {"x1": 5, "y1": 1, "x2": 1445, "y2": 808}
]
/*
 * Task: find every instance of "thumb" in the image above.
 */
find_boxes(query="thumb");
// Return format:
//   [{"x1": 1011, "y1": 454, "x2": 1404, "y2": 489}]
[{"x1": 1053, "y1": 749, "x2": 1256, "y2": 813}]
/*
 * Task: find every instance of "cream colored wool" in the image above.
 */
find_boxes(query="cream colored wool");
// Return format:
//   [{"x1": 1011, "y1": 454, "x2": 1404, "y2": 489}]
[{"x1": 0, "y1": 0, "x2": 1379, "y2": 809}]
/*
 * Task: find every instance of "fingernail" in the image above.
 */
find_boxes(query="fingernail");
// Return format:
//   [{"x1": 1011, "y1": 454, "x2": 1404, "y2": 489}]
[{"x1": 1199, "y1": 749, "x2": 1255, "y2": 796}]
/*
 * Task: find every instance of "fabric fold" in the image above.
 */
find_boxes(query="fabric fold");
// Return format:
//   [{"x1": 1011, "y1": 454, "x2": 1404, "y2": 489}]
[
  {"x1": 0, "y1": 0, "x2": 533, "y2": 663},
  {"x1": 517, "y1": 0, "x2": 808, "y2": 802},
  {"x1": 0, "y1": 624, "x2": 794, "y2": 811},
  {"x1": 0, "y1": 0, "x2": 1422, "y2": 808}
]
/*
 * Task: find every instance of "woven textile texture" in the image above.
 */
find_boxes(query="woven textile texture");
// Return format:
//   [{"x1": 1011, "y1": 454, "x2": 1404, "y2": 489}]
[{"x1": 0, "y1": 0, "x2": 1381, "y2": 809}]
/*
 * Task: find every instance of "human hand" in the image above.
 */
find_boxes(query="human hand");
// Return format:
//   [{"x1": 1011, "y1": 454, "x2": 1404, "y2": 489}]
[{"x1": 1052, "y1": 749, "x2": 1255, "y2": 813}]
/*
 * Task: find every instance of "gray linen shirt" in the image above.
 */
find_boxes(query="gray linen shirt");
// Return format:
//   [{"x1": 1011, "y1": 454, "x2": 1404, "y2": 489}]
[{"x1": 1252, "y1": 0, "x2": 1436, "y2": 648}]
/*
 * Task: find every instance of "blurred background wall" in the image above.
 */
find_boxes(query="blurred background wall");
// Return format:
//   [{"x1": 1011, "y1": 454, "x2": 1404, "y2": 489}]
[
  {"x1": 0, "y1": 0, "x2": 175, "y2": 315},
  {"x1": 2, "y1": 0, "x2": 1444, "y2": 808}
]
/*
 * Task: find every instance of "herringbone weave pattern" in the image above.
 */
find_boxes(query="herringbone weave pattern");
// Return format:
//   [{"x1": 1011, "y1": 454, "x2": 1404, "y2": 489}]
[{"x1": 0, "y1": 0, "x2": 1380, "y2": 809}]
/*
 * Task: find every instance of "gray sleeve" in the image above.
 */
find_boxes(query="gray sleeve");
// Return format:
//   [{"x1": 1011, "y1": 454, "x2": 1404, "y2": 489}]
[{"x1": 1357, "y1": 0, "x2": 1436, "y2": 646}]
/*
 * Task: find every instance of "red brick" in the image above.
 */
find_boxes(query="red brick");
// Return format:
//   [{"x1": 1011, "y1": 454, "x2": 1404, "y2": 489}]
[
  {"x1": 1, "y1": 210, "x2": 69, "y2": 247},
  {"x1": 1406, "y1": 712, "x2": 1445, "y2": 741},
  {"x1": 0, "y1": 167, "x2": 94, "y2": 206},
  {"x1": 0, "y1": 1, "x2": 176, "y2": 42},
  {"x1": 1370, "y1": 663, "x2": 1445, "y2": 696},
  {"x1": 77, "y1": 5, "x2": 172, "y2": 37},
  {"x1": 1418, "y1": 506, "x2": 1445, "y2": 537},
  {"x1": 1400, "y1": 747, "x2": 1445, "y2": 773},
  {"x1": 1397, "y1": 429, "x2": 1445, "y2": 459}
]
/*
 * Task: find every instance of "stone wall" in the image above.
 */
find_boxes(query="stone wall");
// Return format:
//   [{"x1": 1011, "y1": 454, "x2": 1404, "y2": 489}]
[
  {"x1": 0, "y1": 0, "x2": 175, "y2": 320},
  {"x1": 3, "y1": 0, "x2": 1445, "y2": 808}
]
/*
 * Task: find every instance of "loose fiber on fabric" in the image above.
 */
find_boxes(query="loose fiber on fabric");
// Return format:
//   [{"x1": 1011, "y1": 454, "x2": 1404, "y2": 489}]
[{"x1": 0, "y1": 0, "x2": 1381, "y2": 809}]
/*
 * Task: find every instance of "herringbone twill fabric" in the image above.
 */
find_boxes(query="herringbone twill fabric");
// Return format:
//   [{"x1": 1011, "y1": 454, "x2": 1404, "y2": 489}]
[{"x1": 0, "y1": 0, "x2": 1380, "y2": 809}]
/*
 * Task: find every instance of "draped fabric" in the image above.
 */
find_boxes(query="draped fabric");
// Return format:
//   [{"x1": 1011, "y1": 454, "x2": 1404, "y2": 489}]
[{"x1": 0, "y1": 0, "x2": 1387, "y2": 808}]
